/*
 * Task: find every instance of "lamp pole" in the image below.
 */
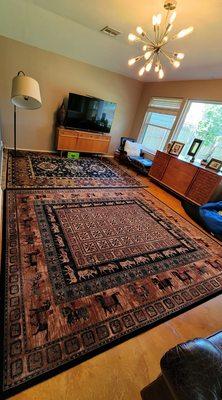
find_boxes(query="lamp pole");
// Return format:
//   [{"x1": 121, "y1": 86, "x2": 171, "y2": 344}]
[{"x1": 14, "y1": 104, "x2": 17, "y2": 156}]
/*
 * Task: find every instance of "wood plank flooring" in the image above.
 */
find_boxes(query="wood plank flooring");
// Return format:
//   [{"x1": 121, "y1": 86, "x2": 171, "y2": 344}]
[{"x1": 8, "y1": 163, "x2": 222, "y2": 400}]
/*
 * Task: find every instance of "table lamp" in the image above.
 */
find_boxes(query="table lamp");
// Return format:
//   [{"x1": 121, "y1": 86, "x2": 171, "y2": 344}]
[{"x1": 11, "y1": 71, "x2": 42, "y2": 155}]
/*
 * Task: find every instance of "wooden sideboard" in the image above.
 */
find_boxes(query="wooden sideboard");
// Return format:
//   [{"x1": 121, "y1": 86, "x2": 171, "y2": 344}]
[
  {"x1": 149, "y1": 151, "x2": 222, "y2": 205},
  {"x1": 56, "y1": 127, "x2": 111, "y2": 154}
]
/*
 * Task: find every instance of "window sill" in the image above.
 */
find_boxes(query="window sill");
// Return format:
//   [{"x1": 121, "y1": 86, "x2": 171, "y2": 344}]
[{"x1": 142, "y1": 149, "x2": 156, "y2": 160}]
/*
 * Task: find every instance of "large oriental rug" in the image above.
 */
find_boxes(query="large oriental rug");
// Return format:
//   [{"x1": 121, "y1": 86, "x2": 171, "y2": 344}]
[
  {"x1": 2, "y1": 188, "x2": 222, "y2": 396},
  {"x1": 7, "y1": 151, "x2": 142, "y2": 189}
]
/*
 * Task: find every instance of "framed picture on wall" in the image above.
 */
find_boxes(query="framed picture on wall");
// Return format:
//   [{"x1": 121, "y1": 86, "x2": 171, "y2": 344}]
[
  {"x1": 168, "y1": 141, "x2": 185, "y2": 157},
  {"x1": 206, "y1": 158, "x2": 222, "y2": 172}
]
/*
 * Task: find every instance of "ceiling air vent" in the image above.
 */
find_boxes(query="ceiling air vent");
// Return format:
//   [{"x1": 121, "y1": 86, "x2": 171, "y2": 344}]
[{"x1": 100, "y1": 26, "x2": 121, "y2": 37}]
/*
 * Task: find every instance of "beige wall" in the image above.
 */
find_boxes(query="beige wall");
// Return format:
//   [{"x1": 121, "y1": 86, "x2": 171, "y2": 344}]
[
  {"x1": 131, "y1": 80, "x2": 222, "y2": 140},
  {"x1": 2, "y1": 34, "x2": 222, "y2": 155},
  {"x1": 0, "y1": 35, "x2": 143, "y2": 153}
]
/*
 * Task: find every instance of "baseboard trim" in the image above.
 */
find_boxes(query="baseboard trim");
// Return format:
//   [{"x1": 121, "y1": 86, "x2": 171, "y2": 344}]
[
  {"x1": 5, "y1": 146, "x2": 57, "y2": 153},
  {"x1": 5, "y1": 147, "x2": 114, "y2": 157}
]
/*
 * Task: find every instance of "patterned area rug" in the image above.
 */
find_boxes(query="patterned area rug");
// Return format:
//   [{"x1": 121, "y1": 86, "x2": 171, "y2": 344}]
[
  {"x1": 7, "y1": 151, "x2": 143, "y2": 189},
  {"x1": 2, "y1": 188, "x2": 222, "y2": 396}
]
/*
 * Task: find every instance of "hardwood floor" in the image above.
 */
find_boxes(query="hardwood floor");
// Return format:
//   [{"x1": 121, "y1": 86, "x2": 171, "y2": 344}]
[{"x1": 9, "y1": 164, "x2": 222, "y2": 400}]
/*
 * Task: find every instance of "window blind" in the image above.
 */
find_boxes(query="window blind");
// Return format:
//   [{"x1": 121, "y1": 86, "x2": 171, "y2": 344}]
[{"x1": 149, "y1": 97, "x2": 183, "y2": 110}]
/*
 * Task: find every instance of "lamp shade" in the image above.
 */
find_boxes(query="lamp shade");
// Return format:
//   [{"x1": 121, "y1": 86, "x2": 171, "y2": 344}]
[{"x1": 11, "y1": 75, "x2": 42, "y2": 109}]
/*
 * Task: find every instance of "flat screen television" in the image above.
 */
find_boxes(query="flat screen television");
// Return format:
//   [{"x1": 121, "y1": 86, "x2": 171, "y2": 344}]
[{"x1": 65, "y1": 93, "x2": 117, "y2": 134}]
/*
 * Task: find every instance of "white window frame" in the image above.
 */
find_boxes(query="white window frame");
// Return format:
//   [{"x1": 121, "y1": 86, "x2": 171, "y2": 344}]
[
  {"x1": 138, "y1": 97, "x2": 185, "y2": 156},
  {"x1": 172, "y1": 98, "x2": 222, "y2": 142}
]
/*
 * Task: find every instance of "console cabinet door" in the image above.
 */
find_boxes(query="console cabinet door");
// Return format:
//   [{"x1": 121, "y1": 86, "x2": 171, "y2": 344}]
[
  {"x1": 57, "y1": 130, "x2": 78, "y2": 150},
  {"x1": 76, "y1": 132, "x2": 110, "y2": 153},
  {"x1": 161, "y1": 157, "x2": 197, "y2": 195},
  {"x1": 186, "y1": 169, "x2": 221, "y2": 204},
  {"x1": 149, "y1": 151, "x2": 170, "y2": 180}
]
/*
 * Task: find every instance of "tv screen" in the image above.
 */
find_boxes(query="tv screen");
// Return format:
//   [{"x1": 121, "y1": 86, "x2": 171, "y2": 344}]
[{"x1": 65, "y1": 93, "x2": 117, "y2": 133}]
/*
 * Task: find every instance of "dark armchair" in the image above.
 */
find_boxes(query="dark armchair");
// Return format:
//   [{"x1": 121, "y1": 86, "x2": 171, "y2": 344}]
[
  {"x1": 141, "y1": 330, "x2": 222, "y2": 400},
  {"x1": 118, "y1": 136, "x2": 153, "y2": 175}
]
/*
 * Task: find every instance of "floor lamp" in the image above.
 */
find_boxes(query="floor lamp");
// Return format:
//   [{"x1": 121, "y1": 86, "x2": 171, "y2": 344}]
[{"x1": 11, "y1": 71, "x2": 42, "y2": 156}]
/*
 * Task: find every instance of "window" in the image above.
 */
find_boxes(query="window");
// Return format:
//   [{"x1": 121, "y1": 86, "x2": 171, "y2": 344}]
[
  {"x1": 140, "y1": 98, "x2": 222, "y2": 161},
  {"x1": 139, "y1": 97, "x2": 182, "y2": 154},
  {"x1": 175, "y1": 101, "x2": 222, "y2": 161}
]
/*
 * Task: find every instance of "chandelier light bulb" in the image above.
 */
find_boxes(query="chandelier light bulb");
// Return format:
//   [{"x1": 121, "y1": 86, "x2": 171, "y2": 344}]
[
  {"x1": 156, "y1": 13, "x2": 162, "y2": 25},
  {"x1": 155, "y1": 63, "x2": 160, "y2": 72},
  {"x1": 152, "y1": 15, "x2": 157, "y2": 26},
  {"x1": 128, "y1": 33, "x2": 136, "y2": 42},
  {"x1": 172, "y1": 60, "x2": 180, "y2": 68},
  {"x1": 163, "y1": 36, "x2": 169, "y2": 43},
  {"x1": 136, "y1": 26, "x2": 143, "y2": 35},
  {"x1": 175, "y1": 52, "x2": 185, "y2": 60},
  {"x1": 174, "y1": 26, "x2": 194, "y2": 39},
  {"x1": 145, "y1": 60, "x2": 153, "y2": 72},
  {"x1": 169, "y1": 11, "x2": 177, "y2": 24},
  {"x1": 139, "y1": 67, "x2": 145, "y2": 76},
  {"x1": 144, "y1": 51, "x2": 152, "y2": 60},
  {"x1": 128, "y1": 58, "x2": 136, "y2": 66},
  {"x1": 159, "y1": 68, "x2": 164, "y2": 79},
  {"x1": 143, "y1": 45, "x2": 147, "y2": 51}
]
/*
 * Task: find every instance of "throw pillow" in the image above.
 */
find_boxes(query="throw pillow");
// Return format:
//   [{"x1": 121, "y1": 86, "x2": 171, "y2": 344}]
[{"x1": 124, "y1": 140, "x2": 142, "y2": 157}]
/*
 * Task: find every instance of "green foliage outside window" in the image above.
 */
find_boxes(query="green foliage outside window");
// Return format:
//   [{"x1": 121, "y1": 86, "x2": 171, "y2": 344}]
[{"x1": 196, "y1": 104, "x2": 222, "y2": 146}]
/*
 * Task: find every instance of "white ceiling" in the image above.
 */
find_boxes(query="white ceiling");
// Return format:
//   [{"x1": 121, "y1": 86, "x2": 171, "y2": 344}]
[{"x1": 23, "y1": 0, "x2": 222, "y2": 81}]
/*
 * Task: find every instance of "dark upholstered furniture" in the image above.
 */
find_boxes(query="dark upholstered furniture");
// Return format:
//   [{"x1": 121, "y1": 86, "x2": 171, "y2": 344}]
[
  {"x1": 181, "y1": 200, "x2": 222, "y2": 241},
  {"x1": 118, "y1": 136, "x2": 152, "y2": 175},
  {"x1": 200, "y1": 201, "x2": 222, "y2": 236},
  {"x1": 141, "y1": 330, "x2": 222, "y2": 400},
  {"x1": 119, "y1": 136, "x2": 136, "y2": 151}
]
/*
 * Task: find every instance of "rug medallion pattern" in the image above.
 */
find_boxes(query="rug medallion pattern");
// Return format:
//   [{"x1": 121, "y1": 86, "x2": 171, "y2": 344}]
[
  {"x1": 7, "y1": 151, "x2": 142, "y2": 189},
  {"x1": 2, "y1": 188, "x2": 222, "y2": 395}
]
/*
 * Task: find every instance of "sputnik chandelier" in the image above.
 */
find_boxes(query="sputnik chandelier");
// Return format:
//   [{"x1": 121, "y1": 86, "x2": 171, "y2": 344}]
[{"x1": 128, "y1": 0, "x2": 194, "y2": 79}]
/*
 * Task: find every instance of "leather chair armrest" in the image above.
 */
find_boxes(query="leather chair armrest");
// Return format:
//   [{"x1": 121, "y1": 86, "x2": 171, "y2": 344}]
[
  {"x1": 118, "y1": 150, "x2": 127, "y2": 157},
  {"x1": 160, "y1": 338, "x2": 222, "y2": 400}
]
